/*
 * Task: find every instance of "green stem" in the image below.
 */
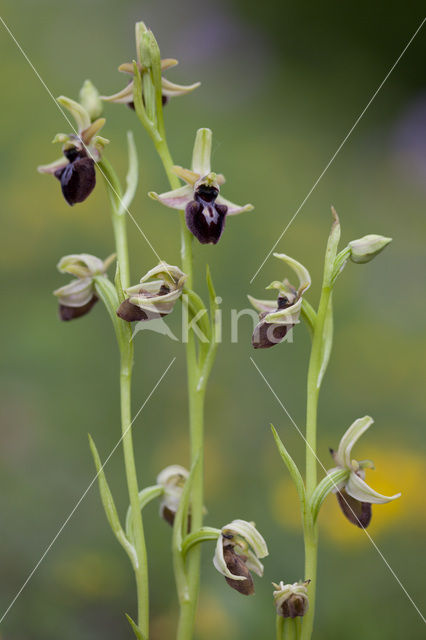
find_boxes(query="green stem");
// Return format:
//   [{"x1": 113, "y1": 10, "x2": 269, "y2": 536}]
[
  {"x1": 301, "y1": 283, "x2": 332, "y2": 640},
  {"x1": 99, "y1": 160, "x2": 149, "y2": 637},
  {"x1": 276, "y1": 615, "x2": 284, "y2": 640},
  {"x1": 154, "y1": 136, "x2": 204, "y2": 640},
  {"x1": 283, "y1": 618, "x2": 297, "y2": 640}
]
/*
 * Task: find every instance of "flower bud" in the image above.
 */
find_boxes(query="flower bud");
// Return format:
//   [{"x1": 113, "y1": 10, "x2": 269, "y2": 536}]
[
  {"x1": 79, "y1": 80, "x2": 103, "y2": 121},
  {"x1": 273, "y1": 581, "x2": 310, "y2": 618},
  {"x1": 348, "y1": 234, "x2": 392, "y2": 264}
]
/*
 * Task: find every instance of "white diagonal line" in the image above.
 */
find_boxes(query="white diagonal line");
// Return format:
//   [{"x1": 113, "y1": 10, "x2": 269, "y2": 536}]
[
  {"x1": 250, "y1": 16, "x2": 426, "y2": 283},
  {"x1": 0, "y1": 357, "x2": 176, "y2": 625},
  {"x1": 250, "y1": 357, "x2": 426, "y2": 624},
  {"x1": 0, "y1": 15, "x2": 168, "y2": 273}
]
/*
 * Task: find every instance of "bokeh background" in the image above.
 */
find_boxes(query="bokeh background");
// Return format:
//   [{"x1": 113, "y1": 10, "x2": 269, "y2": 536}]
[{"x1": 1, "y1": 1, "x2": 425, "y2": 638}]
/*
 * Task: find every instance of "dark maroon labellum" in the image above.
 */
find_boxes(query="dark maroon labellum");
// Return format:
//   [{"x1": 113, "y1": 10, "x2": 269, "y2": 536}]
[
  {"x1": 59, "y1": 295, "x2": 98, "y2": 321},
  {"x1": 252, "y1": 296, "x2": 295, "y2": 348},
  {"x1": 223, "y1": 545, "x2": 254, "y2": 595},
  {"x1": 185, "y1": 200, "x2": 228, "y2": 245},
  {"x1": 54, "y1": 152, "x2": 96, "y2": 206},
  {"x1": 336, "y1": 488, "x2": 372, "y2": 528},
  {"x1": 160, "y1": 505, "x2": 191, "y2": 532},
  {"x1": 116, "y1": 299, "x2": 168, "y2": 322}
]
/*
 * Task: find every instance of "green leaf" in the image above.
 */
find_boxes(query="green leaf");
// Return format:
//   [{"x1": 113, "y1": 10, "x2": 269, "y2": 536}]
[
  {"x1": 125, "y1": 485, "x2": 164, "y2": 541},
  {"x1": 125, "y1": 613, "x2": 147, "y2": 640},
  {"x1": 323, "y1": 207, "x2": 341, "y2": 285},
  {"x1": 88, "y1": 435, "x2": 137, "y2": 567},
  {"x1": 310, "y1": 468, "x2": 349, "y2": 523},
  {"x1": 118, "y1": 131, "x2": 138, "y2": 216},
  {"x1": 317, "y1": 295, "x2": 333, "y2": 388},
  {"x1": 184, "y1": 288, "x2": 211, "y2": 342},
  {"x1": 271, "y1": 425, "x2": 306, "y2": 507}
]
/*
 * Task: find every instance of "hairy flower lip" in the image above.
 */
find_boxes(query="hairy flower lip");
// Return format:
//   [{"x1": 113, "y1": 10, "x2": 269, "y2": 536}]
[{"x1": 149, "y1": 128, "x2": 253, "y2": 244}]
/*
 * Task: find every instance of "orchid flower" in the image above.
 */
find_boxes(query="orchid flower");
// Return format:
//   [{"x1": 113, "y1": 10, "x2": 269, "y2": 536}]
[
  {"x1": 149, "y1": 128, "x2": 253, "y2": 244},
  {"x1": 213, "y1": 520, "x2": 268, "y2": 595},
  {"x1": 328, "y1": 416, "x2": 401, "y2": 528},
  {"x1": 53, "y1": 253, "x2": 115, "y2": 321},
  {"x1": 156, "y1": 465, "x2": 189, "y2": 527},
  {"x1": 38, "y1": 86, "x2": 108, "y2": 206},
  {"x1": 117, "y1": 262, "x2": 187, "y2": 322},
  {"x1": 248, "y1": 253, "x2": 311, "y2": 348}
]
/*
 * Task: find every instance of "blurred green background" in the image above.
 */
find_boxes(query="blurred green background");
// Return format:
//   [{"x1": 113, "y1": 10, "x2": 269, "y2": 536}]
[{"x1": 1, "y1": 1, "x2": 425, "y2": 638}]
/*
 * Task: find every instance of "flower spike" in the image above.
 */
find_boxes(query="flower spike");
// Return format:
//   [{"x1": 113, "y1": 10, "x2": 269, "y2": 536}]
[
  {"x1": 328, "y1": 416, "x2": 401, "y2": 528},
  {"x1": 149, "y1": 128, "x2": 254, "y2": 244}
]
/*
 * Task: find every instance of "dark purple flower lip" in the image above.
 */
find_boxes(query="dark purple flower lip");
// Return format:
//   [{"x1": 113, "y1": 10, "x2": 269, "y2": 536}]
[
  {"x1": 54, "y1": 148, "x2": 96, "y2": 206},
  {"x1": 185, "y1": 197, "x2": 228, "y2": 245},
  {"x1": 252, "y1": 296, "x2": 296, "y2": 349},
  {"x1": 59, "y1": 295, "x2": 98, "y2": 321},
  {"x1": 335, "y1": 487, "x2": 372, "y2": 528}
]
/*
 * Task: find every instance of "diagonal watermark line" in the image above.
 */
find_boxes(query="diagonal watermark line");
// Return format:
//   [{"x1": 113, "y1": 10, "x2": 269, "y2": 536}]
[
  {"x1": 0, "y1": 357, "x2": 176, "y2": 625},
  {"x1": 250, "y1": 357, "x2": 426, "y2": 624},
  {"x1": 250, "y1": 16, "x2": 426, "y2": 283},
  {"x1": 0, "y1": 15, "x2": 168, "y2": 273}
]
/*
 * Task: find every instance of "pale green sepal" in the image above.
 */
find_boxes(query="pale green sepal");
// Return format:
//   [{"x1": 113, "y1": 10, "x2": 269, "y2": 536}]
[
  {"x1": 125, "y1": 613, "x2": 147, "y2": 640},
  {"x1": 118, "y1": 131, "x2": 139, "y2": 216},
  {"x1": 271, "y1": 425, "x2": 306, "y2": 508},
  {"x1": 273, "y1": 253, "x2": 311, "y2": 295},
  {"x1": 88, "y1": 435, "x2": 137, "y2": 568},
  {"x1": 310, "y1": 468, "x2": 350, "y2": 522},
  {"x1": 265, "y1": 297, "x2": 303, "y2": 325},
  {"x1": 53, "y1": 277, "x2": 93, "y2": 307},
  {"x1": 192, "y1": 128, "x2": 212, "y2": 175},
  {"x1": 247, "y1": 294, "x2": 277, "y2": 314},
  {"x1": 57, "y1": 96, "x2": 91, "y2": 132},
  {"x1": 346, "y1": 472, "x2": 401, "y2": 504},
  {"x1": 336, "y1": 416, "x2": 374, "y2": 469}
]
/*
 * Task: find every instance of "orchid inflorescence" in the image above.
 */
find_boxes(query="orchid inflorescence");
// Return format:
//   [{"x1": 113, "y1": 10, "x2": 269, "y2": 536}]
[{"x1": 38, "y1": 17, "x2": 402, "y2": 640}]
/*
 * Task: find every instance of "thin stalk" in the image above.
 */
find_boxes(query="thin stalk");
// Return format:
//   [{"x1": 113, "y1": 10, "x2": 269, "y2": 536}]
[
  {"x1": 301, "y1": 283, "x2": 332, "y2": 640},
  {"x1": 99, "y1": 160, "x2": 149, "y2": 637},
  {"x1": 276, "y1": 615, "x2": 284, "y2": 640},
  {"x1": 154, "y1": 136, "x2": 204, "y2": 640},
  {"x1": 283, "y1": 619, "x2": 297, "y2": 640}
]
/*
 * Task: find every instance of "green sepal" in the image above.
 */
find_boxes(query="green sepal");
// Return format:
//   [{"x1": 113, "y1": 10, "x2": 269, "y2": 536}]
[
  {"x1": 88, "y1": 435, "x2": 137, "y2": 567},
  {"x1": 310, "y1": 467, "x2": 350, "y2": 523},
  {"x1": 125, "y1": 613, "x2": 147, "y2": 640}
]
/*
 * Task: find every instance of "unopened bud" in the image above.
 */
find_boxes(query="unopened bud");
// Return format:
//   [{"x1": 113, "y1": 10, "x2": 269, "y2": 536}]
[
  {"x1": 273, "y1": 581, "x2": 310, "y2": 618},
  {"x1": 79, "y1": 80, "x2": 103, "y2": 121},
  {"x1": 349, "y1": 234, "x2": 392, "y2": 264}
]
